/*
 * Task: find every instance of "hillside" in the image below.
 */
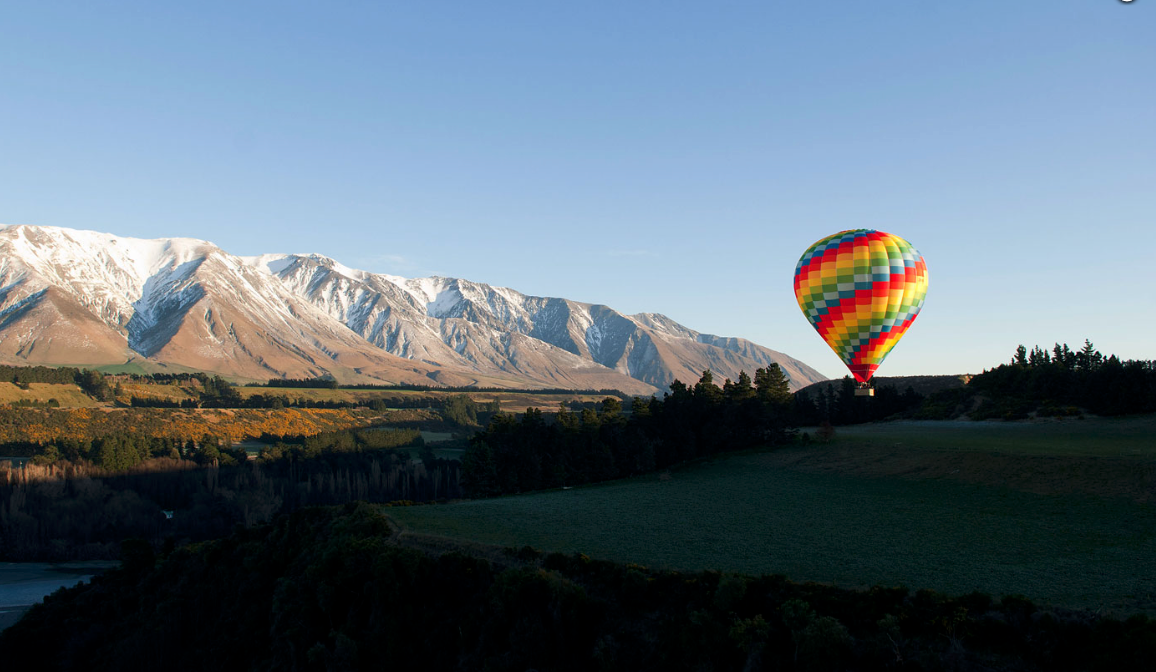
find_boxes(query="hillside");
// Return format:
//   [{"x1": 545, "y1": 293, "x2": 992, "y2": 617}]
[{"x1": 4, "y1": 504, "x2": 1154, "y2": 671}]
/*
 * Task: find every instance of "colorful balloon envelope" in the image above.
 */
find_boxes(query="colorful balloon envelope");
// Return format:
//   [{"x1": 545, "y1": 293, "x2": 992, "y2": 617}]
[{"x1": 794, "y1": 230, "x2": 928, "y2": 383}]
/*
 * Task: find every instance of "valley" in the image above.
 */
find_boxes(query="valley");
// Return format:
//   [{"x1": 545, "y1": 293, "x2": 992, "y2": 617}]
[{"x1": 2, "y1": 357, "x2": 1155, "y2": 668}]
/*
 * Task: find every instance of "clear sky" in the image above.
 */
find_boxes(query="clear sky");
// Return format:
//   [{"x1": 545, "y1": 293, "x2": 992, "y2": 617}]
[{"x1": 2, "y1": 1, "x2": 1153, "y2": 380}]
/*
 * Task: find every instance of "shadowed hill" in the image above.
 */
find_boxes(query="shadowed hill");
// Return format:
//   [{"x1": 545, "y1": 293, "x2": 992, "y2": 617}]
[{"x1": 3, "y1": 503, "x2": 1154, "y2": 672}]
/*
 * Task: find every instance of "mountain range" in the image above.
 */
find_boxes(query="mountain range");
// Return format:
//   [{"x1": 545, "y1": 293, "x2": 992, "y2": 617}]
[{"x1": 0, "y1": 224, "x2": 826, "y2": 394}]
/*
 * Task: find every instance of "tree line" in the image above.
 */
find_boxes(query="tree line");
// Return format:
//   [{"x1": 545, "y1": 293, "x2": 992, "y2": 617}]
[
  {"x1": 253, "y1": 427, "x2": 423, "y2": 462},
  {"x1": 1, "y1": 418, "x2": 429, "y2": 472},
  {"x1": 0, "y1": 433, "x2": 457, "y2": 561},
  {"x1": 0, "y1": 364, "x2": 87, "y2": 386},
  {"x1": 12, "y1": 433, "x2": 243, "y2": 471},
  {"x1": 461, "y1": 366, "x2": 796, "y2": 497},
  {"x1": 796, "y1": 340, "x2": 1155, "y2": 424},
  {"x1": 962, "y1": 340, "x2": 1156, "y2": 418},
  {"x1": 0, "y1": 366, "x2": 232, "y2": 403},
  {"x1": 4, "y1": 503, "x2": 1152, "y2": 671},
  {"x1": 264, "y1": 376, "x2": 341, "y2": 388},
  {"x1": 792, "y1": 378, "x2": 926, "y2": 426},
  {"x1": 264, "y1": 376, "x2": 632, "y2": 397},
  {"x1": 460, "y1": 339, "x2": 1155, "y2": 499}
]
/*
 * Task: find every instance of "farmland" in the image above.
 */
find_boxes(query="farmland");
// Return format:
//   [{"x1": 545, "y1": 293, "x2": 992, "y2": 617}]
[
  {"x1": 0, "y1": 406, "x2": 433, "y2": 446},
  {"x1": 390, "y1": 415, "x2": 1156, "y2": 615},
  {"x1": 87, "y1": 380, "x2": 617, "y2": 414},
  {"x1": 812, "y1": 416, "x2": 1156, "y2": 458},
  {"x1": 235, "y1": 386, "x2": 616, "y2": 414},
  {"x1": 0, "y1": 382, "x2": 100, "y2": 408}
]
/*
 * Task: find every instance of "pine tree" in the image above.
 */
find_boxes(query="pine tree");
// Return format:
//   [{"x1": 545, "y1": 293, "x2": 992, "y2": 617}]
[
  {"x1": 726, "y1": 371, "x2": 756, "y2": 402},
  {"x1": 556, "y1": 402, "x2": 578, "y2": 430},
  {"x1": 755, "y1": 365, "x2": 792, "y2": 405},
  {"x1": 461, "y1": 440, "x2": 499, "y2": 497},
  {"x1": 1077, "y1": 339, "x2": 1103, "y2": 371},
  {"x1": 694, "y1": 370, "x2": 722, "y2": 404}
]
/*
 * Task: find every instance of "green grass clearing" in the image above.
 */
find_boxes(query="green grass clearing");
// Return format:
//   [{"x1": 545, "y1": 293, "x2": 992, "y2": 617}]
[
  {"x1": 391, "y1": 418, "x2": 1156, "y2": 615},
  {"x1": 819, "y1": 416, "x2": 1156, "y2": 459}
]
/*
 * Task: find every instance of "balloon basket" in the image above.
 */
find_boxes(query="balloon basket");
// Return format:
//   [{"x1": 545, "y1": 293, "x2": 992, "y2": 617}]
[{"x1": 854, "y1": 387, "x2": 874, "y2": 397}]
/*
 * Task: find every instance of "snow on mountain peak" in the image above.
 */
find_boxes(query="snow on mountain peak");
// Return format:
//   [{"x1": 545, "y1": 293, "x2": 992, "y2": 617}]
[
  {"x1": 3, "y1": 224, "x2": 212, "y2": 283},
  {"x1": 298, "y1": 254, "x2": 368, "y2": 282},
  {"x1": 0, "y1": 225, "x2": 219, "y2": 331},
  {"x1": 241, "y1": 253, "x2": 297, "y2": 276},
  {"x1": 425, "y1": 284, "x2": 463, "y2": 318},
  {"x1": 0, "y1": 223, "x2": 829, "y2": 391}
]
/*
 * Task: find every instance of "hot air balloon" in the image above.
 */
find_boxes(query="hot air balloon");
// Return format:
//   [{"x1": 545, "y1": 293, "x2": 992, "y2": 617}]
[{"x1": 794, "y1": 230, "x2": 928, "y2": 395}]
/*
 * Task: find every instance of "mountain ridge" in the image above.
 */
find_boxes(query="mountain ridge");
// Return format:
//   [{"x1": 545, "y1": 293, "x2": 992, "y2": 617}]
[{"x1": 0, "y1": 224, "x2": 826, "y2": 393}]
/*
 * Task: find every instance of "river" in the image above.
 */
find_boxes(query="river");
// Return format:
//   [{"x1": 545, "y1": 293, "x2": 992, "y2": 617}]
[{"x1": 0, "y1": 562, "x2": 117, "y2": 633}]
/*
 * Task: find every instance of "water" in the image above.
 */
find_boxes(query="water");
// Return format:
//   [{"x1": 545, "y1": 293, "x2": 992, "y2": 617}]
[
  {"x1": 0, "y1": 562, "x2": 116, "y2": 633},
  {"x1": 232, "y1": 440, "x2": 270, "y2": 458}
]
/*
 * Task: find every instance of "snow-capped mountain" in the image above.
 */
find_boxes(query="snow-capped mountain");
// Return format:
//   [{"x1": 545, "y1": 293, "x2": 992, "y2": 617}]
[{"x1": 0, "y1": 225, "x2": 826, "y2": 393}]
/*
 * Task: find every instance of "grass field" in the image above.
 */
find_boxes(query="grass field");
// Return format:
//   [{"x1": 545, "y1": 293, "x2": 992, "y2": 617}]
[
  {"x1": 94, "y1": 362, "x2": 206, "y2": 377},
  {"x1": 823, "y1": 416, "x2": 1156, "y2": 458},
  {"x1": 390, "y1": 416, "x2": 1156, "y2": 615},
  {"x1": 0, "y1": 383, "x2": 99, "y2": 408},
  {"x1": 117, "y1": 382, "x2": 200, "y2": 402}
]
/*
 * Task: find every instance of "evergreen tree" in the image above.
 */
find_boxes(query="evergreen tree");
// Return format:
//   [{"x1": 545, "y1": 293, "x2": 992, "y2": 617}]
[
  {"x1": 693, "y1": 370, "x2": 722, "y2": 404},
  {"x1": 754, "y1": 365, "x2": 792, "y2": 405},
  {"x1": 77, "y1": 369, "x2": 114, "y2": 401},
  {"x1": 726, "y1": 371, "x2": 756, "y2": 403},
  {"x1": 836, "y1": 377, "x2": 858, "y2": 423},
  {"x1": 1077, "y1": 339, "x2": 1103, "y2": 371},
  {"x1": 460, "y1": 440, "x2": 499, "y2": 496},
  {"x1": 443, "y1": 395, "x2": 479, "y2": 426},
  {"x1": 817, "y1": 387, "x2": 832, "y2": 421},
  {"x1": 556, "y1": 401, "x2": 578, "y2": 430}
]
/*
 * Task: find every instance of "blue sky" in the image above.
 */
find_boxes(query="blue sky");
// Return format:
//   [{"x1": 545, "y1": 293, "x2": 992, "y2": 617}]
[{"x1": 2, "y1": 1, "x2": 1153, "y2": 380}]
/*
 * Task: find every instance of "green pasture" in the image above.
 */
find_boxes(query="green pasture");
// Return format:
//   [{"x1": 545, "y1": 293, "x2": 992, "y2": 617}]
[
  {"x1": 93, "y1": 362, "x2": 154, "y2": 376},
  {"x1": 95, "y1": 362, "x2": 206, "y2": 377},
  {"x1": 391, "y1": 417, "x2": 1156, "y2": 614},
  {"x1": 824, "y1": 416, "x2": 1156, "y2": 458}
]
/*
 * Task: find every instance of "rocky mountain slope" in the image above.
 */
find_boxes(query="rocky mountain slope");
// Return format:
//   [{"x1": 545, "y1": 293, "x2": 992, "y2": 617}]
[{"x1": 0, "y1": 225, "x2": 826, "y2": 393}]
